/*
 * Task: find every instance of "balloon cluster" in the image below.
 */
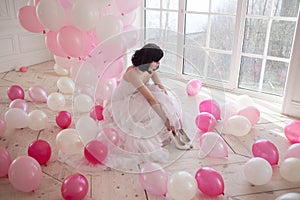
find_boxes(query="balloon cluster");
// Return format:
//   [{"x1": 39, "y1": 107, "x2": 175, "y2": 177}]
[
  {"x1": 138, "y1": 162, "x2": 225, "y2": 199},
  {"x1": 18, "y1": 0, "x2": 141, "y2": 60}
]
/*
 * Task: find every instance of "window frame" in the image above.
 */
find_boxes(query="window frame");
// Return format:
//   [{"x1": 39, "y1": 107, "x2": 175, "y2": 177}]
[{"x1": 142, "y1": 0, "x2": 300, "y2": 103}]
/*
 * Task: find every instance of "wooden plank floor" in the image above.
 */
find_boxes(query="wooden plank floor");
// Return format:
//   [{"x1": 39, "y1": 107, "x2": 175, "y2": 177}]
[{"x1": 0, "y1": 61, "x2": 299, "y2": 200}]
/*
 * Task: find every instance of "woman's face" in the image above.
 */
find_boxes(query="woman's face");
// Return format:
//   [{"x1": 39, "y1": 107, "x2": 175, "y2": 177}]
[{"x1": 149, "y1": 61, "x2": 160, "y2": 72}]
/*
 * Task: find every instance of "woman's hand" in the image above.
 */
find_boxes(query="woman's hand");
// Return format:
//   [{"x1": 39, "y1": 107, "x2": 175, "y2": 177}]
[{"x1": 165, "y1": 118, "x2": 175, "y2": 132}]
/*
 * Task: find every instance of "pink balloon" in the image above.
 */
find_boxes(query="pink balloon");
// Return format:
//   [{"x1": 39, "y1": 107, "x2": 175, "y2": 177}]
[
  {"x1": 195, "y1": 112, "x2": 217, "y2": 132},
  {"x1": 9, "y1": 99, "x2": 29, "y2": 113},
  {"x1": 18, "y1": 6, "x2": 44, "y2": 33},
  {"x1": 103, "y1": 128, "x2": 120, "y2": 146},
  {"x1": 8, "y1": 156, "x2": 42, "y2": 192},
  {"x1": 237, "y1": 106, "x2": 260, "y2": 126},
  {"x1": 84, "y1": 140, "x2": 108, "y2": 165},
  {"x1": 284, "y1": 143, "x2": 300, "y2": 159},
  {"x1": 199, "y1": 99, "x2": 221, "y2": 120},
  {"x1": 28, "y1": 85, "x2": 48, "y2": 103},
  {"x1": 138, "y1": 162, "x2": 168, "y2": 196},
  {"x1": 56, "y1": 111, "x2": 72, "y2": 129},
  {"x1": 57, "y1": 26, "x2": 85, "y2": 58},
  {"x1": 28, "y1": 140, "x2": 52, "y2": 165},
  {"x1": 0, "y1": 147, "x2": 12, "y2": 177},
  {"x1": 45, "y1": 31, "x2": 67, "y2": 57},
  {"x1": 101, "y1": 58, "x2": 125, "y2": 79},
  {"x1": 115, "y1": 0, "x2": 142, "y2": 14},
  {"x1": 252, "y1": 139, "x2": 279, "y2": 166},
  {"x1": 195, "y1": 167, "x2": 224, "y2": 197},
  {"x1": 284, "y1": 120, "x2": 300, "y2": 143},
  {"x1": 89, "y1": 105, "x2": 104, "y2": 121},
  {"x1": 61, "y1": 173, "x2": 88, "y2": 200},
  {"x1": 199, "y1": 132, "x2": 228, "y2": 158},
  {"x1": 57, "y1": 0, "x2": 72, "y2": 9},
  {"x1": 186, "y1": 79, "x2": 202, "y2": 96},
  {"x1": 0, "y1": 118, "x2": 6, "y2": 138},
  {"x1": 7, "y1": 85, "x2": 25, "y2": 100}
]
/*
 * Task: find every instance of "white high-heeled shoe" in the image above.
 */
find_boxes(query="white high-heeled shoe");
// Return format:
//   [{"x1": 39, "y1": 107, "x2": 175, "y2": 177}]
[{"x1": 171, "y1": 130, "x2": 192, "y2": 150}]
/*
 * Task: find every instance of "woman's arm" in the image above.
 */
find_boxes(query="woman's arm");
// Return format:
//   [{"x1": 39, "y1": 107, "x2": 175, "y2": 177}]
[{"x1": 151, "y1": 72, "x2": 167, "y2": 94}]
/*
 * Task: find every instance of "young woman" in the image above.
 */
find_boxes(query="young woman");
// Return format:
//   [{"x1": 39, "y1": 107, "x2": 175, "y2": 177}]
[{"x1": 101, "y1": 43, "x2": 192, "y2": 152}]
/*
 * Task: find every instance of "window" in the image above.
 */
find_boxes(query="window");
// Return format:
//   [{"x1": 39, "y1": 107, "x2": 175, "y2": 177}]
[{"x1": 144, "y1": 0, "x2": 300, "y2": 97}]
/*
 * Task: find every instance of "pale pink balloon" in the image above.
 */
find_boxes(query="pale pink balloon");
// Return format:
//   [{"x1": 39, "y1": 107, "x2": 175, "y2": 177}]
[
  {"x1": 8, "y1": 156, "x2": 42, "y2": 192},
  {"x1": 100, "y1": 58, "x2": 125, "y2": 79},
  {"x1": 57, "y1": 0, "x2": 72, "y2": 9},
  {"x1": 9, "y1": 99, "x2": 29, "y2": 113},
  {"x1": 284, "y1": 143, "x2": 300, "y2": 159},
  {"x1": 121, "y1": 11, "x2": 136, "y2": 26},
  {"x1": 199, "y1": 132, "x2": 228, "y2": 158},
  {"x1": 18, "y1": 6, "x2": 44, "y2": 33},
  {"x1": 7, "y1": 85, "x2": 25, "y2": 100},
  {"x1": 284, "y1": 120, "x2": 300, "y2": 144},
  {"x1": 237, "y1": 106, "x2": 260, "y2": 126},
  {"x1": 45, "y1": 31, "x2": 67, "y2": 57},
  {"x1": 186, "y1": 79, "x2": 202, "y2": 96},
  {"x1": 115, "y1": 0, "x2": 142, "y2": 14},
  {"x1": 0, "y1": 147, "x2": 12, "y2": 177},
  {"x1": 195, "y1": 112, "x2": 217, "y2": 132},
  {"x1": 195, "y1": 167, "x2": 224, "y2": 197},
  {"x1": 199, "y1": 99, "x2": 221, "y2": 120},
  {"x1": 252, "y1": 139, "x2": 279, "y2": 166},
  {"x1": 57, "y1": 26, "x2": 85, "y2": 58},
  {"x1": 138, "y1": 162, "x2": 168, "y2": 196},
  {"x1": 28, "y1": 85, "x2": 48, "y2": 103},
  {"x1": 103, "y1": 127, "x2": 120, "y2": 146},
  {"x1": 0, "y1": 118, "x2": 6, "y2": 138},
  {"x1": 95, "y1": 78, "x2": 117, "y2": 101}
]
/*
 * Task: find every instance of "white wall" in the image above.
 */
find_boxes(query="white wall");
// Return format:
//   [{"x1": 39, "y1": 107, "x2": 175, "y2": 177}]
[{"x1": 0, "y1": 0, "x2": 53, "y2": 73}]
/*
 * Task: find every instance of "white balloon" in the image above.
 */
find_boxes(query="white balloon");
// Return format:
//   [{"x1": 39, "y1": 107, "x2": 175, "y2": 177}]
[
  {"x1": 221, "y1": 101, "x2": 238, "y2": 120},
  {"x1": 56, "y1": 128, "x2": 84, "y2": 155},
  {"x1": 235, "y1": 94, "x2": 255, "y2": 110},
  {"x1": 36, "y1": 0, "x2": 66, "y2": 31},
  {"x1": 224, "y1": 115, "x2": 251, "y2": 136},
  {"x1": 47, "y1": 92, "x2": 66, "y2": 111},
  {"x1": 54, "y1": 64, "x2": 69, "y2": 76},
  {"x1": 73, "y1": 62, "x2": 97, "y2": 87},
  {"x1": 243, "y1": 157, "x2": 273, "y2": 185},
  {"x1": 71, "y1": 0, "x2": 99, "y2": 31},
  {"x1": 275, "y1": 193, "x2": 300, "y2": 200},
  {"x1": 28, "y1": 110, "x2": 48, "y2": 130},
  {"x1": 4, "y1": 108, "x2": 29, "y2": 129},
  {"x1": 76, "y1": 116, "x2": 98, "y2": 145},
  {"x1": 73, "y1": 94, "x2": 94, "y2": 113},
  {"x1": 96, "y1": 15, "x2": 123, "y2": 42},
  {"x1": 280, "y1": 158, "x2": 300, "y2": 182},
  {"x1": 57, "y1": 77, "x2": 75, "y2": 94},
  {"x1": 167, "y1": 171, "x2": 197, "y2": 200}
]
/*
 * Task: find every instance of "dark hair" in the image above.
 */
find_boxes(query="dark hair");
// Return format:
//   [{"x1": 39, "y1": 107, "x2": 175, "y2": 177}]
[{"x1": 131, "y1": 43, "x2": 164, "y2": 73}]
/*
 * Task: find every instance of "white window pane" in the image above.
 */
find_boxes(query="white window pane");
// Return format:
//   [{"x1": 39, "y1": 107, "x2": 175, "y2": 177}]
[
  {"x1": 186, "y1": 0, "x2": 209, "y2": 12},
  {"x1": 273, "y1": 0, "x2": 300, "y2": 17},
  {"x1": 210, "y1": 15, "x2": 235, "y2": 50},
  {"x1": 185, "y1": 14, "x2": 208, "y2": 47},
  {"x1": 162, "y1": 11, "x2": 178, "y2": 32},
  {"x1": 207, "y1": 52, "x2": 231, "y2": 81},
  {"x1": 262, "y1": 60, "x2": 288, "y2": 95},
  {"x1": 183, "y1": 46, "x2": 206, "y2": 76},
  {"x1": 162, "y1": 0, "x2": 178, "y2": 10},
  {"x1": 211, "y1": 0, "x2": 237, "y2": 14},
  {"x1": 145, "y1": 0, "x2": 160, "y2": 8},
  {"x1": 160, "y1": 43, "x2": 177, "y2": 74},
  {"x1": 268, "y1": 20, "x2": 296, "y2": 58},
  {"x1": 238, "y1": 56, "x2": 262, "y2": 91},
  {"x1": 242, "y1": 18, "x2": 267, "y2": 54},
  {"x1": 145, "y1": 10, "x2": 160, "y2": 40},
  {"x1": 247, "y1": 0, "x2": 272, "y2": 16}
]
